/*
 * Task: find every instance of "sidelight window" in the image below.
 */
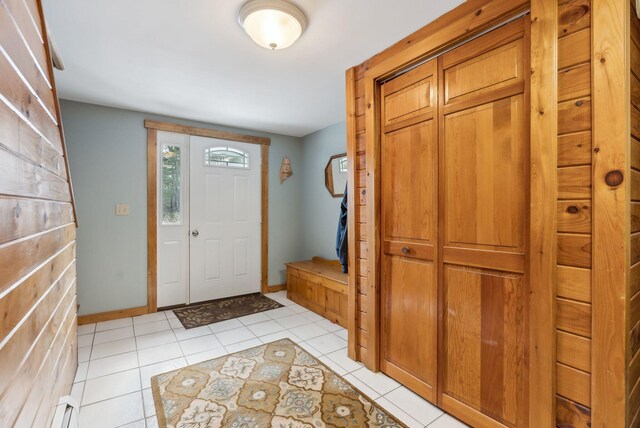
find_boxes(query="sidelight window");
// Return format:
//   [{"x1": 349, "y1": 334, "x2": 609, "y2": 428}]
[{"x1": 161, "y1": 145, "x2": 182, "y2": 225}]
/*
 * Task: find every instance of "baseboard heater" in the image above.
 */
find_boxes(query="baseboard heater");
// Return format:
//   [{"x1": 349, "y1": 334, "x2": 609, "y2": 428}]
[{"x1": 50, "y1": 396, "x2": 79, "y2": 428}]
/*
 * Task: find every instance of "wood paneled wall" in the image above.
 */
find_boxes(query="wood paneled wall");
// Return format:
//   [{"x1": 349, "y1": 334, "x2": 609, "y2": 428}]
[
  {"x1": 346, "y1": 0, "x2": 635, "y2": 426},
  {"x1": 346, "y1": 65, "x2": 369, "y2": 363},
  {"x1": 0, "y1": 0, "x2": 77, "y2": 427},
  {"x1": 555, "y1": 0, "x2": 593, "y2": 425},
  {"x1": 629, "y1": 3, "x2": 640, "y2": 426}
]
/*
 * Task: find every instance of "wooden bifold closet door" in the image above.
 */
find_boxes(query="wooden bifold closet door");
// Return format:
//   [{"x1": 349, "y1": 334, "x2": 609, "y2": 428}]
[{"x1": 380, "y1": 17, "x2": 529, "y2": 428}]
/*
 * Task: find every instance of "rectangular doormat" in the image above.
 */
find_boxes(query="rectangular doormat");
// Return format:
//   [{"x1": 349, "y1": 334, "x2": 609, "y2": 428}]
[
  {"x1": 151, "y1": 338, "x2": 408, "y2": 428},
  {"x1": 172, "y1": 293, "x2": 284, "y2": 329}
]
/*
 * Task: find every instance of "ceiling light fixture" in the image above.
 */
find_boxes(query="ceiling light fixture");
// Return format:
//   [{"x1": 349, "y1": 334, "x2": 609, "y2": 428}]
[{"x1": 238, "y1": 0, "x2": 307, "y2": 50}]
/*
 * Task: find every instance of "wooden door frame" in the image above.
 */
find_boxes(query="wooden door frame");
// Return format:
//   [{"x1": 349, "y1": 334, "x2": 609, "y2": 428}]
[
  {"x1": 353, "y1": 0, "x2": 557, "y2": 426},
  {"x1": 145, "y1": 119, "x2": 272, "y2": 313}
]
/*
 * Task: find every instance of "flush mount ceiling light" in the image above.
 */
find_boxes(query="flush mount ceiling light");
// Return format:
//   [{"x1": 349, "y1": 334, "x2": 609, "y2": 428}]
[{"x1": 238, "y1": 0, "x2": 307, "y2": 50}]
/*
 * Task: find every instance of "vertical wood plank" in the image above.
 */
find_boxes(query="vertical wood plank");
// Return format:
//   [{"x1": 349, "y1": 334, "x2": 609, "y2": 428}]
[
  {"x1": 147, "y1": 128, "x2": 157, "y2": 312},
  {"x1": 346, "y1": 67, "x2": 358, "y2": 360},
  {"x1": 592, "y1": 0, "x2": 630, "y2": 426},
  {"x1": 530, "y1": 0, "x2": 558, "y2": 425},
  {"x1": 261, "y1": 144, "x2": 269, "y2": 293},
  {"x1": 364, "y1": 73, "x2": 381, "y2": 371}
]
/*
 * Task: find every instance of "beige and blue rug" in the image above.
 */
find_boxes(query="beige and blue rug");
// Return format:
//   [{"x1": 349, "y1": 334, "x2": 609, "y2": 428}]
[{"x1": 151, "y1": 338, "x2": 407, "y2": 427}]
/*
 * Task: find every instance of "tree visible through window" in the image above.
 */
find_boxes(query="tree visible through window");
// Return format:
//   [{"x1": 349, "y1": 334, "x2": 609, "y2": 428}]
[
  {"x1": 205, "y1": 147, "x2": 249, "y2": 168},
  {"x1": 162, "y1": 145, "x2": 181, "y2": 224}
]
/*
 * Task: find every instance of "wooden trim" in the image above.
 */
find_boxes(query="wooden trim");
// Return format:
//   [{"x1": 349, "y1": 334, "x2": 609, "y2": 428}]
[
  {"x1": 147, "y1": 128, "x2": 158, "y2": 313},
  {"x1": 146, "y1": 122, "x2": 270, "y2": 314},
  {"x1": 529, "y1": 0, "x2": 558, "y2": 425},
  {"x1": 264, "y1": 284, "x2": 286, "y2": 293},
  {"x1": 36, "y1": 1, "x2": 77, "y2": 226},
  {"x1": 364, "y1": 71, "x2": 381, "y2": 371},
  {"x1": 591, "y1": 0, "x2": 630, "y2": 426},
  {"x1": 261, "y1": 144, "x2": 269, "y2": 294},
  {"x1": 346, "y1": 67, "x2": 358, "y2": 360},
  {"x1": 362, "y1": 0, "x2": 530, "y2": 80},
  {"x1": 78, "y1": 305, "x2": 149, "y2": 325},
  {"x1": 144, "y1": 120, "x2": 271, "y2": 146}
]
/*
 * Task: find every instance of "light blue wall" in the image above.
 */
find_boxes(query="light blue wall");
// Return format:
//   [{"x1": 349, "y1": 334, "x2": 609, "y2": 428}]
[
  {"x1": 299, "y1": 122, "x2": 347, "y2": 260},
  {"x1": 60, "y1": 100, "x2": 303, "y2": 315}
]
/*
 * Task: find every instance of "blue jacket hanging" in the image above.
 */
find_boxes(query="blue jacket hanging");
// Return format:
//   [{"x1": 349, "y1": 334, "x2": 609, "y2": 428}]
[{"x1": 336, "y1": 182, "x2": 348, "y2": 273}]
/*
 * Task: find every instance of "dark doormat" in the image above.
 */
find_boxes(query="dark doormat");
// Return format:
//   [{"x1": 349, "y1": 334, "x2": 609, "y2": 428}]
[{"x1": 172, "y1": 293, "x2": 284, "y2": 329}]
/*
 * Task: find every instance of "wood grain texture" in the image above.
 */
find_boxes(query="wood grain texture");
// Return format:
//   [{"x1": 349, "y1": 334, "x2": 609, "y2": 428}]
[
  {"x1": 558, "y1": 63, "x2": 591, "y2": 102},
  {"x1": 438, "y1": 21, "x2": 529, "y2": 426},
  {"x1": 144, "y1": 120, "x2": 270, "y2": 145},
  {"x1": 558, "y1": 131, "x2": 592, "y2": 166},
  {"x1": 556, "y1": 395, "x2": 592, "y2": 427},
  {"x1": 558, "y1": 0, "x2": 591, "y2": 37},
  {"x1": 442, "y1": 265, "x2": 524, "y2": 427},
  {"x1": 346, "y1": 68, "x2": 358, "y2": 359},
  {"x1": 557, "y1": 297, "x2": 592, "y2": 338},
  {"x1": 557, "y1": 330, "x2": 591, "y2": 372},
  {"x1": 558, "y1": 200, "x2": 591, "y2": 233},
  {"x1": 557, "y1": 233, "x2": 592, "y2": 268},
  {"x1": 558, "y1": 28, "x2": 591, "y2": 69},
  {"x1": 592, "y1": 0, "x2": 630, "y2": 425},
  {"x1": 0, "y1": 4, "x2": 55, "y2": 119},
  {"x1": 0, "y1": 1, "x2": 77, "y2": 425},
  {"x1": 261, "y1": 144, "x2": 269, "y2": 295},
  {"x1": 77, "y1": 305, "x2": 149, "y2": 325},
  {"x1": 558, "y1": 165, "x2": 591, "y2": 199},
  {"x1": 557, "y1": 363, "x2": 591, "y2": 407},
  {"x1": 345, "y1": 1, "x2": 575, "y2": 425},
  {"x1": 147, "y1": 128, "x2": 157, "y2": 313},
  {"x1": 557, "y1": 265, "x2": 591, "y2": 303},
  {"x1": 0, "y1": 197, "x2": 73, "y2": 244},
  {"x1": 558, "y1": 97, "x2": 592, "y2": 134},
  {"x1": 287, "y1": 261, "x2": 348, "y2": 328},
  {"x1": 362, "y1": 0, "x2": 529, "y2": 78},
  {"x1": 530, "y1": 2, "x2": 559, "y2": 425},
  {"x1": 0, "y1": 99, "x2": 65, "y2": 178}
]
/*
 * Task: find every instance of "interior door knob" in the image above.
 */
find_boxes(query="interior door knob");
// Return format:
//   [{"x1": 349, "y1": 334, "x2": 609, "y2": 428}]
[{"x1": 191, "y1": 230, "x2": 199, "y2": 237}]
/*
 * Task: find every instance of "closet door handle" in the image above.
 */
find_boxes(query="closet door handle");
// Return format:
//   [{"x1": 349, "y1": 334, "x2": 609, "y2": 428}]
[
  {"x1": 191, "y1": 230, "x2": 199, "y2": 237},
  {"x1": 401, "y1": 246, "x2": 410, "y2": 255}
]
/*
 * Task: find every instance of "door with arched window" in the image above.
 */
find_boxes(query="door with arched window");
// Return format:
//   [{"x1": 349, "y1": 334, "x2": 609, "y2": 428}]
[{"x1": 157, "y1": 132, "x2": 262, "y2": 306}]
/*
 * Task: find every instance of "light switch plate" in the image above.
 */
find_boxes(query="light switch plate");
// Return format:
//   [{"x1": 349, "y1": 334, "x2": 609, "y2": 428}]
[{"x1": 115, "y1": 204, "x2": 129, "y2": 216}]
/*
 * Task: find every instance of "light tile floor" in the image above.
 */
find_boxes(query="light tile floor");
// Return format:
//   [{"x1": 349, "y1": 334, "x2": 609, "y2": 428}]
[{"x1": 73, "y1": 291, "x2": 467, "y2": 428}]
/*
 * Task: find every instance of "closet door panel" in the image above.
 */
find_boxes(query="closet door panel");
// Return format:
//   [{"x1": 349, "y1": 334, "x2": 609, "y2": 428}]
[
  {"x1": 444, "y1": 40, "x2": 524, "y2": 105},
  {"x1": 384, "y1": 62, "x2": 436, "y2": 129},
  {"x1": 442, "y1": 265, "x2": 524, "y2": 427},
  {"x1": 443, "y1": 95, "x2": 525, "y2": 253},
  {"x1": 381, "y1": 256, "x2": 437, "y2": 395},
  {"x1": 380, "y1": 59, "x2": 438, "y2": 402},
  {"x1": 382, "y1": 121, "x2": 436, "y2": 248},
  {"x1": 438, "y1": 17, "x2": 529, "y2": 428}
]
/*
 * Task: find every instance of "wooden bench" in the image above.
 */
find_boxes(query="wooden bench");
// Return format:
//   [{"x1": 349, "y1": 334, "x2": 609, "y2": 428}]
[{"x1": 286, "y1": 257, "x2": 348, "y2": 328}]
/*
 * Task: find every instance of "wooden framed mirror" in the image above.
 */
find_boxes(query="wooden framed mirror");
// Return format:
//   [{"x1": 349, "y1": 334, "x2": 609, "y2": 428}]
[{"x1": 325, "y1": 153, "x2": 347, "y2": 197}]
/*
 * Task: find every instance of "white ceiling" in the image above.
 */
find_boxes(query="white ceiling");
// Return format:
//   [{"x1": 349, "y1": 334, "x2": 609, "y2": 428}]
[{"x1": 43, "y1": 0, "x2": 464, "y2": 137}]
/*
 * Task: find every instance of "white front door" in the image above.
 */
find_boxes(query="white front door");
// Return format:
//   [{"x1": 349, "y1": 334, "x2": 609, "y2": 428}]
[
  {"x1": 188, "y1": 136, "x2": 261, "y2": 303},
  {"x1": 156, "y1": 134, "x2": 262, "y2": 307}
]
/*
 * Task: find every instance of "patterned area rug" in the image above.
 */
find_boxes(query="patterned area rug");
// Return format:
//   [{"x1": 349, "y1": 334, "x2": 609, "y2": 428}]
[
  {"x1": 173, "y1": 294, "x2": 284, "y2": 329},
  {"x1": 151, "y1": 338, "x2": 407, "y2": 428}
]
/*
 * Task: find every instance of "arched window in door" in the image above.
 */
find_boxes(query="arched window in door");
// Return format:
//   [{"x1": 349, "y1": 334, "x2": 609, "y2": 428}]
[{"x1": 204, "y1": 147, "x2": 250, "y2": 168}]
